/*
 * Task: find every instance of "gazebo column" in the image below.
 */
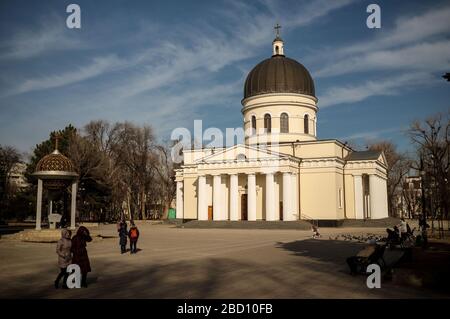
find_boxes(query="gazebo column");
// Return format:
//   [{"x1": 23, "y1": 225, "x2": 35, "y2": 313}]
[
  {"x1": 35, "y1": 179, "x2": 43, "y2": 230},
  {"x1": 247, "y1": 174, "x2": 257, "y2": 221},
  {"x1": 70, "y1": 181, "x2": 77, "y2": 230}
]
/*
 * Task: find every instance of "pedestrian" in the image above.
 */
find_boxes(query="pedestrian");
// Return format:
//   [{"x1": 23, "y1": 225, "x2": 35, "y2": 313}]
[
  {"x1": 311, "y1": 224, "x2": 320, "y2": 239},
  {"x1": 118, "y1": 221, "x2": 128, "y2": 254},
  {"x1": 418, "y1": 214, "x2": 429, "y2": 247},
  {"x1": 397, "y1": 218, "x2": 408, "y2": 241},
  {"x1": 54, "y1": 229, "x2": 72, "y2": 289},
  {"x1": 128, "y1": 222, "x2": 140, "y2": 254},
  {"x1": 71, "y1": 226, "x2": 92, "y2": 288}
]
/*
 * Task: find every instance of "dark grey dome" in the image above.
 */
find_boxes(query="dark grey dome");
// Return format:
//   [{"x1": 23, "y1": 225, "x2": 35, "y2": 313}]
[{"x1": 244, "y1": 55, "x2": 315, "y2": 99}]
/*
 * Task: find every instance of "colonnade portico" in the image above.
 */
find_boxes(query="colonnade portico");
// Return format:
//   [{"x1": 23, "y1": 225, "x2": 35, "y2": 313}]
[{"x1": 176, "y1": 169, "x2": 299, "y2": 221}]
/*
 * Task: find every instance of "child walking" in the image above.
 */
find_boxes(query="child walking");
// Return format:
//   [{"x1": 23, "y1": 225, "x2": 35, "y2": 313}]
[{"x1": 128, "y1": 223, "x2": 140, "y2": 254}]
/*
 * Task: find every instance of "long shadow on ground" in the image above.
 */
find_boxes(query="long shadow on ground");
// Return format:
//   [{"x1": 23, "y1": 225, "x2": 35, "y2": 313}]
[{"x1": 277, "y1": 239, "x2": 364, "y2": 267}]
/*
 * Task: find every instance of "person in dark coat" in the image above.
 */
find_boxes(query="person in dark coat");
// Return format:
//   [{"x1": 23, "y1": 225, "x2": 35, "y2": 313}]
[
  {"x1": 54, "y1": 229, "x2": 72, "y2": 289},
  {"x1": 71, "y1": 226, "x2": 92, "y2": 288},
  {"x1": 118, "y1": 222, "x2": 128, "y2": 254},
  {"x1": 128, "y1": 222, "x2": 140, "y2": 254}
]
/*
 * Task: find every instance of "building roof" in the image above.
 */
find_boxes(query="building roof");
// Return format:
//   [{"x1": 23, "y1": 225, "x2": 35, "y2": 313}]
[
  {"x1": 345, "y1": 150, "x2": 382, "y2": 161},
  {"x1": 243, "y1": 55, "x2": 315, "y2": 99}
]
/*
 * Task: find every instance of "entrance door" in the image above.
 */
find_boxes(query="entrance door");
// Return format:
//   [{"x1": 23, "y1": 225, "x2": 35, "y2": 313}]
[
  {"x1": 279, "y1": 201, "x2": 283, "y2": 221},
  {"x1": 241, "y1": 194, "x2": 248, "y2": 220},
  {"x1": 208, "y1": 206, "x2": 213, "y2": 221}
]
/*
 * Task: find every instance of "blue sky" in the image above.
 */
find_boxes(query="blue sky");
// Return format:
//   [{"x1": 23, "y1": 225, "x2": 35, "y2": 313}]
[{"x1": 0, "y1": 0, "x2": 449, "y2": 157}]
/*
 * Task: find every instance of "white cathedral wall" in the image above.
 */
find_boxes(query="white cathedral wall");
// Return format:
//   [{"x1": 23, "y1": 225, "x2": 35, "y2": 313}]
[
  {"x1": 369, "y1": 175, "x2": 389, "y2": 219},
  {"x1": 344, "y1": 173, "x2": 356, "y2": 219},
  {"x1": 300, "y1": 169, "x2": 343, "y2": 220},
  {"x1": 275, "y1": 141, "x2": 351, "y2": 161},
  {"x1": 242, "y1": 93, "x2": 318, "y2": 145}
]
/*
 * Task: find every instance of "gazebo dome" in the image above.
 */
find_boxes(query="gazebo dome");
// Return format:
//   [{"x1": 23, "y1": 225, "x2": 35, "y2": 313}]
[
  {"x1": 33, "y1": 144, "x2": 78, "y2": 190},
  {"x1": 35, "y1": 149, "x2": 75, "y2": 173}
]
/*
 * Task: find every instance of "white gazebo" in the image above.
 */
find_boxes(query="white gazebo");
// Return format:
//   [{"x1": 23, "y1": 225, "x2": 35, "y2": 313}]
[{"x1": 32, "y1": 140, "x2": 78, "y2": 230}]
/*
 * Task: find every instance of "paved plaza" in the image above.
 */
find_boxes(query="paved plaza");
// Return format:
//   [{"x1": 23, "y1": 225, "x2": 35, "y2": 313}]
[{"x1": 0, "y1": 223, "x2": 447, "y2": 298}]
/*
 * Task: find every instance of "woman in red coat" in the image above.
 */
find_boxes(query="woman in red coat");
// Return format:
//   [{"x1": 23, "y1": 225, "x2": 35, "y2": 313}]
[{"x1": 71, "y1": 226, "x2": 92, "y2": 288}]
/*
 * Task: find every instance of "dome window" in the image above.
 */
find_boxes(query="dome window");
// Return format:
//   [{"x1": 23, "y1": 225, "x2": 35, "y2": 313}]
[
  {"x1": 264, "y1": 114, "x2": 271, "y2": 133},
  {"x1": 280, "y1": 113, "x2": 289, "y2": 133},
  {"x1": 304, "y1": 114, "x2": 309, "y2": 134},
  {"x1": 251, "y1": 115, "x2": 257, "y2": 135}
]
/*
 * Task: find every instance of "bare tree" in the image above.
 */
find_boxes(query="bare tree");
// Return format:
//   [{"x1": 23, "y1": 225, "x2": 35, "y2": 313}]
[
  {"x1": 151, "y1": 143, "x2": 177, "y2": 219},
  {"x1": 0, "y1": 145, "x2": 21, "y2": 219},
  {"x1": 409, "y1": 112, "x2": 450, "y2": 221}
]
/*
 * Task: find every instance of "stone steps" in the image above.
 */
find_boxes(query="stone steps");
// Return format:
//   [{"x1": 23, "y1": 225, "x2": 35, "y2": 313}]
[{"x1": 179, "y1": 220, "x2": 313, "y2": 230}]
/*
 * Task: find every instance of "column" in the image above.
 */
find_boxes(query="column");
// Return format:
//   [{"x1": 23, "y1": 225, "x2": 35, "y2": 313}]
[
  {"x1": 48, "y1": 199, "x2": 55, "y2": 229},
  {"x1": 282, "y1": 172, "x2": 291, "y2": 221},
  {"x1": 247, "y1": 174, "x2": 257, "y2": 221},
  {"x1": 354, "y1": 175, "x2": 364, "y2": 219},
  {"x1": 213, "y1": 174, "x2": 222, "y2": 220},
  {"x1": 70, "y1": 181, "x2": 77, "y2": 230},
  {"x1": 176, "y1": 181, "x2": 184, "y2": 219},
  {"x1": 35, "y1": 179, "x2": 43, "y2": 230},
  {"x1": 369, "y1": 174, "x2": 388, "y2": 219},
  {"x1": 198, "y1": 175, "x2": 207, "y2": 220},
  {"x1": 229, "y1": 174, "x2": 239, "y2": 221},
  {"x1": 265, "y1": 172, "x2": 276, "y2": 221},
  {"x1": 291, "y1": 173, "x2": 298, "y2": 219}
]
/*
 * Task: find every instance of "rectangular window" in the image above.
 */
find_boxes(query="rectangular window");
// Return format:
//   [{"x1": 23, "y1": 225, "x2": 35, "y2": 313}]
[{"x1": 338, "y1": 188, "x2": 343, "y2": 209}]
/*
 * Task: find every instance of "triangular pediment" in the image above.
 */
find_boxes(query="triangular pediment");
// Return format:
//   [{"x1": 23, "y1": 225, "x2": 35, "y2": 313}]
[
  {"x1": 195, "y1": 144, "x2": 288, "y2": 163},
  {"x1": 377, "y1": 152, "x2": 387, "y2": 167}
]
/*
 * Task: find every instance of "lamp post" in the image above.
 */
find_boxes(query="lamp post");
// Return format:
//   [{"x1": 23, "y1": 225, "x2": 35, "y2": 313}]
[{"x1": 419, "y1": 158, "x2": 427, "y2": 220}]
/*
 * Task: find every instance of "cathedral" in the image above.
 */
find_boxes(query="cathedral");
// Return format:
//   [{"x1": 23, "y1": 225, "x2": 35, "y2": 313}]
[{"x1": 175, "y1": 29, "x2": 388, "y2": 223}]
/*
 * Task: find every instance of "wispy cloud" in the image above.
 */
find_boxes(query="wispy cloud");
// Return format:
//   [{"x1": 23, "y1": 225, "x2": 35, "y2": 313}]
[
  {"x1": 337, "y1": 5, "x2": 450, "y2": 56},
  {"x1": 4, "y1": 55, "x2": 124, "y2": 96},
  {"x1": 339, "y1": 127, "x2": 405, "y2": 141},
  {"x1": 316, "y1": 40, "x2": 450, "y2": 77},
  {"x1": 319, "y1": 72, "x2": 438, "y2": 108},
  {"x1": 0, "y1": 14, "x2": 83, "y2": 60},
  {"x1": 312, "y1": 3, "x2": 450, "y2": 108}
]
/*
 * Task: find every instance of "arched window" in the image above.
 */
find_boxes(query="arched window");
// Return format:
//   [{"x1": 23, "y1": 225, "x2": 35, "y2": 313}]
[
  {"x1": 280, "y1": 113, "x2": 289, "y2": 133},
  {"x1": 304, "y1": 114, "x2": 309, "y2": 134},
  {"x1": 251, "y1": 115, "x2": 256, "y2": 135},
  {"x1": 275, "y1": 46, "x2": 279, "y2": 55},
  {"x1": 264, "y1": 114, "x2": 271, "y2": 133}
]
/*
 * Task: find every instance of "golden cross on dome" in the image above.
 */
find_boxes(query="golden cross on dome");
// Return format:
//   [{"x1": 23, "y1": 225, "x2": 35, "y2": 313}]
[{"x1": 274, "y1": 23, "x2": 281, "y2": 37}]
